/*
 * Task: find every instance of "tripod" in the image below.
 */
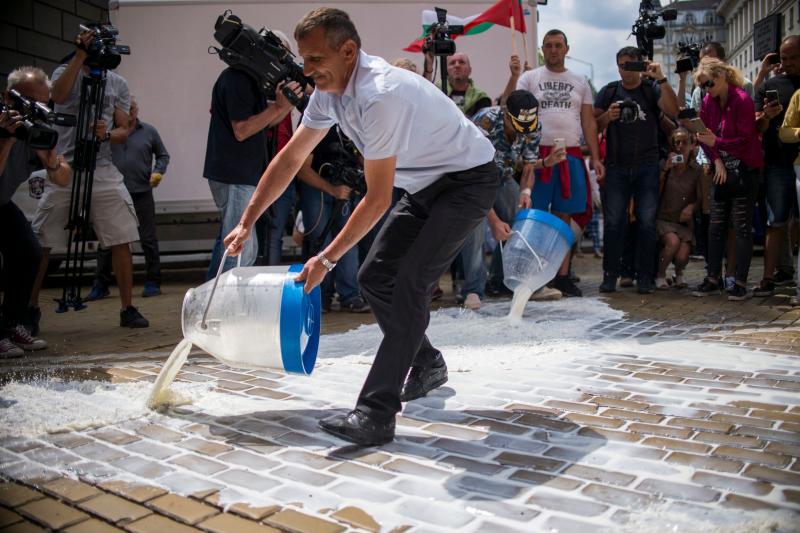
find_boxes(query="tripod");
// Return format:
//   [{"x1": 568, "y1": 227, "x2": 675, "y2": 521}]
[{"x1": 56, "y1": 67, "x2": 108, "y2": 313}]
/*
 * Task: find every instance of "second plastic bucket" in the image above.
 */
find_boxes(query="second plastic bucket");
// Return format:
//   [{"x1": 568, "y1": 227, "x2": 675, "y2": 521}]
[
  {"x1": 503, "y1": 208, "x2": 575, "y2": 293},
  {"x1": 182, "y1": 264, "x2": 320, "y2": 374}
]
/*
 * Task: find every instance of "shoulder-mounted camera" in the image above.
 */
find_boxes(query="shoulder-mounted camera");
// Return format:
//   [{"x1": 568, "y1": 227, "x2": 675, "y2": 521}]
[{"x1": 0, "y1": 90, "x2": 76, "y2": 149}]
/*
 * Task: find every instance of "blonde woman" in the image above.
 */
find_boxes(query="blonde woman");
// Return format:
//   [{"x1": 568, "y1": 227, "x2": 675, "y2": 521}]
[
  {"x1": 691, "y1": 57, "x2": 763, "y2": 300},
  {"x1": 778, "y1": 87, "x2": 800, "y2": 305}
]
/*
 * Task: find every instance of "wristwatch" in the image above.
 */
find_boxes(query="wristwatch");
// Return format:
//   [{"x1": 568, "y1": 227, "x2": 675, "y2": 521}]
[{"x1": 317, "y1": 252, "x2": 336, "y2": 272}]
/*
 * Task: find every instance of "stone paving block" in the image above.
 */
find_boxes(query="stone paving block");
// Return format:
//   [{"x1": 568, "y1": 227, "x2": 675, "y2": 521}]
[
  {"x1": 578, "y1": 427, "x2": 641, "y2": 442},
  {"x1": 481, "y1": 434, "x2": 550, "y2": 455},
  {"x1": 330, "y1": 461, "x2": 395, "y2": 483},
  {"x1": 394, "y1": 498, "x2": 474, "y2": 528},
  {"x1": 543, "y1": 515, "x2": 604, "y2": 533},
  {"x1": 648, "y1": 405, "x2": 712, "y2": 418},
  {"x1": 0, "y1": 482, "x2": 44, "y2": 507},
  {"x1": 642, "y1": 437, "x2": 712, "y2": 454},
  {"x1": 197, "y1": 512, "x2": 280, "y2": 533},
  {"x1": 691, "y1": 431, "x2": 764, "y2": 448},
  {"x1": 689, "y1": 402, "x2": 748, "y2": 415},
  {"x1": 168, "y1": 454, "x2": 227, "y2": 475},
  {"x1": 563, "y1": 413, "x2": 624, "y2": 429},
  {"x1": 667, "y1": 417, "x2": 733, "y2": 433},
  {"x1": 627, "y1": 423, "x2": 692, "y2": 439},
  {"x1": 467, "y1": 418, "x2": 529, "y2": 435},
  {"x1": 79, "y1": 493, "x2": 152, "y2": 524},
  {"x1": 712, "y1": 445, "x2": 791, "y2": 467},
  {"x1": 98, "y1": 481, "x2": 167, "y2": 504},
  {"x1": 750, "y1": 409, "x2": 800, "y2": 423},
  {"x1": 382, "y1": 458, "x2": 451, "y2": 480},
  {"x1": 515, "y1": 414, "x2": 578, "y2": 432},
  {"x1": 509, "y1": 470, "x2": 583, "y2": 491},
  {"x1": 90, "y1": 429, "x2": 140, "y2": 446},
  {"x1": 734, "y1": 426, "x2": 800, "y2": 444},
  {"x1": 265, "y1": 509, "x2": 346, "y2": 533},
  {"x1": 562, "y1": 464, "x2": 636, "y2": 486},
  {"x1": 544, "y1": 400, "x2": 598, "y2": 414},
  {"x1": 327, "y1": 449, "x2": 391, "y2": 467},
  {"x1": 245, "y1": 387, "x2": 291, "y2": 400},
  {"x1": 1, "y1": 519, "x2": 48, "y2": 532},
  {"x1": 494, "y1": 451, "x2": 565, "y2": 472},
  {"x1": 125, "y1": 440, "x2": 181, "y2": 461},
  {"x1": 743, "y1": 464, "x2": 800, "y2": 486},
  {"x1": 64, "y1": 518, "x2": 124, "y2": 532},
  {"x1": 589, "y1": 396, "x2": 648, "y2": 411},
  {"x1": 110, "y1": 456, "x2": 175, "y2": 479},
  {"x1": 527, "y1": 491, "x2": 609, "y2": 516},
  {"x1": 273, "y1": 431, "x2": 334, "y2": 449},
  {"x1": 125, "y1": 514, "x2": 199, "y2": 533},
  {"x1": 691, "y1": 471, "x2": 773, "y2": 496},
  {"x1": 177, "y1": 439, "x2": 233, "y2": 457},
  {"x1": 271, "y1": 465, "x2": 336, "y2": 487},
  {"x1": 328, "y1": 481, "x2": 399, "y2": 503},
  {"x1": 44, "y1": 433, "x2": 93, "y2": 449},
  {"x1": 636, "y1": 478, "x2": 720, "y2": 502},
  {"x1": 214, "y1": 469, "x2": 281, "y2": 492},
  {"x1": 665, "y1": 452, "x2": 744, "y2": 474},
  {"x1": 18, "y1": 497, "x2": 89, "y2": 529},
  {"x1": 710, "y1": 413, "x2": 775, "y2": 429},
  {"x1": 601, "y1": 409, "x2": 664, "y2": 424},
  {"x1": 452, "y1": 475, "x2": 523, "y2": 498},
  {"x1": 730, "y1": 400, "x2": 788, "y2": 411},
  {"x1": 582, "y1": 483, "x2": 654, "y2": 509},
  {"x1": 157, "y1": 474, "x2": 224, "y2": 496},
  {"x1": 137, "y1": 425, "x2": 185, "y2": 443},
  {"x1": 42, "y1": 478, "x2": 101, "y2": 503},
  {"x1": 24, "y1": 446, "x2": 81, "y2": 466},
  {"x1": 215, "y1": 450, "x2": 278, "y2": 471},
  {"x1": 438, "y1": 455, "x2": 507, "y2": 476},
  {"x1": 71, "y1": 442, "x2": 129, "y2": 463},
  {"x1": 466, "y1": 497, "x2": 540, "y2": 523},
  {"x1": 147, "y1": 494, "x2": 218, "y2": 525},
  {"x1": 783, "y1": 489, "x2": 800, "y2": 505},
  {"x1": 429, "y1": 437, "x2": 497, "y2": 459},
  {"x1": 721, "y1": 494, "x2": 779, "y2": 511},
  {"x1": 765, "y1": 442, "x2": 800, "y2": 456},
  {"x1": 0, "y1": 507, "x2": 23, "y2": 527}
]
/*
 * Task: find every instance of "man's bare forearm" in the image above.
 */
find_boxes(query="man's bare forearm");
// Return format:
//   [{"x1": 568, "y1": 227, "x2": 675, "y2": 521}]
[
  {"x1": 240, "y1": 150, "x2": 305, "y2": 228},
  {"x1": 51, "y1": 55, "x2": 83, "y2": 104},
  {"x1": 323, "y1": 195, "x2": 390, "y2": 262},
  {"x1": 233, "y1": 105, "x2": 291, "y2": 142}
]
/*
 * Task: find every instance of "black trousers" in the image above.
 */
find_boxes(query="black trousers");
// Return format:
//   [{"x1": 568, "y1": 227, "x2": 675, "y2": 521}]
[
  {"x1": 355, "y1": 162, "x2": 500, "y2": 420},
  {"x1": 0, "y1": 201, "x2": 42, "y2": 329},
  {"x1": 707, "y1": 169, "x2": 758, "y2": 284},
  {"x1": 97, "y1": 190, "x2": 161, "y2": 285}
]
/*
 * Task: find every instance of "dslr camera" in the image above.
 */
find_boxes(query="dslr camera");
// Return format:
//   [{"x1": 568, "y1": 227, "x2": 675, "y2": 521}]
[
  {"x1": 422, "y1": 7, "x2": 464, "y2": 57},
  {"x1": 212, "y1": 11, "x2": 313, "y2": 109},
  {"x1": 631, "y1": 0, "x2": 678, "y2": 59},
  {"x1": 319, "y1": 135, "x2": 366, "y2": 197},
  {"x1": 616, "y1": 98, "x2": 639, "y2": 124},
  {"x1": 0, "y1": 89, "x2": 76, "y2": 149},
  {"x1": 675, "y1": 41, "x2": 701, "y2": 74},
  {"x1": 80, "y1": 23, "x2": 130, "y2": 70}
]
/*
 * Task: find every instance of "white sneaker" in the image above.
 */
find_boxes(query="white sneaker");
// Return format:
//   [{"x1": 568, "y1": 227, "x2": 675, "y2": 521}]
[
  {"x1": 0, "y1": 338, "x2": 24, "y2": 358},
  {"x1": 530, "y1": 286, "x2": 562, "y2": 301},
  {"x1": 464, "y1": 293, "x2": 481, "y2": 310},
  {"x1": 7, "y1": 325, "x2": 47, "y2": 351},
  {"x1": 655, "y1": 277, "x2": 669, "y2": 290},
  {"x1": 674, "y1": 275, "x2": 687, "y2": 289}
]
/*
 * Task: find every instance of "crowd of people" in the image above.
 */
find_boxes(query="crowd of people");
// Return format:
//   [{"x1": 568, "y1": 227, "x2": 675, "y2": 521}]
[{"x1": 1, "y1": 17, "x2": 799, "y2": 361}]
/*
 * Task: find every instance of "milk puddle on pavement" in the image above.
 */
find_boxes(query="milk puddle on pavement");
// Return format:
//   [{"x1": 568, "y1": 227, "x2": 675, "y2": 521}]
[{"x1": 1, "y1": 298, "x2": 798, "y2": 532}]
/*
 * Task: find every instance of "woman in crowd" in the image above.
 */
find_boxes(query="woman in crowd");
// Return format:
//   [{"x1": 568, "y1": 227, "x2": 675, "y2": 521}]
[
  {"x1": 778, "y1": 87, "x2": 800, "y2": 305},
  {"x1": 656, "y1": 128, "x2": 703, "y2": 290},
  {"x1": 692, "y1": 57, "x2": 763, "y2": 301}
]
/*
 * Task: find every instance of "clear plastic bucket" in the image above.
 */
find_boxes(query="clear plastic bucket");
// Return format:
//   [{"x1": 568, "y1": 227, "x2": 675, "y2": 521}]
[
  {"x1": 181, "y1": 264, "x2": 320, "y2": 374},
  {"x1": 503, "y1": 209, "x2": 575, "y2": 293}
]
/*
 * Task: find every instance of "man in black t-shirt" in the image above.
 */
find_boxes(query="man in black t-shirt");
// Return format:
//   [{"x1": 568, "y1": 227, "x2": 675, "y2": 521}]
[
  {"x1": 203, "y1": 67, "x2": 300, "y2": 278},
  {"x1": 754, "y1": 35, "x2": 800, "y2": 297},
  {"x1": 594, "y1": 46, "x2": 680, "y2": 294}
]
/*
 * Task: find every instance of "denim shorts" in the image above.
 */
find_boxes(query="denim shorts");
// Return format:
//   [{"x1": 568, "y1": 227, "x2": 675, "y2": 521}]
[
  {"x1": 532, "y1": 155, "x2": 588, "y2": 214},
  {"x1": 764, "y1": 164, "x2": 797, "y2": 226}
]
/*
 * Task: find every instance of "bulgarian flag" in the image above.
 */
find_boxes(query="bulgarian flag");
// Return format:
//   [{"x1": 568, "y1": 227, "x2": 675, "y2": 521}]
[{"x1": 404, "y1": 0, "x2": 526, "y2": 52}]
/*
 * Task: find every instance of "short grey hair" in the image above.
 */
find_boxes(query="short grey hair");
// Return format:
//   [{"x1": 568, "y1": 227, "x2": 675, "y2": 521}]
[{"x1": 6, "y1": 66, "x2": 50, "y2": 91}]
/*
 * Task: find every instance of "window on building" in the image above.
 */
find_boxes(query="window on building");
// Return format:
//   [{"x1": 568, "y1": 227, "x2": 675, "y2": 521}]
[
  {"x1": 685, "y1": 13, "x2": 695, "y2": 25},
  {"x1": 790, "y1": 6, "x2": 795, "y2": 30},
  {"x1": 705, "y1": 11, "x2": 714, "y2": 25}
]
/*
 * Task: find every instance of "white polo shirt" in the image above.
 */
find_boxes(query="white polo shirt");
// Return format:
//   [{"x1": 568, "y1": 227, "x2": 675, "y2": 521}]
[{"x1": 301, "y1": 50, "x2": 495, "y2": 194}]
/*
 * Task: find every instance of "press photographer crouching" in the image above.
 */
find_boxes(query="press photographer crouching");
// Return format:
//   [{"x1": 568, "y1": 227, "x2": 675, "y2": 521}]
[
  {"x1": 28, "y1": 26, "x2": 149, "y2": 328},
  {"x1": 295, "y1": 127, "x2": 369, "y2": 313},
  {"x1": 0, "y1": 67, "x2": 72, "y2": 357}
]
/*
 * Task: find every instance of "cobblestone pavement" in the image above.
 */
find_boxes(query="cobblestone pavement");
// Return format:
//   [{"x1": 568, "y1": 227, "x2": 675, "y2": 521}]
[{"x1": 1, "y1": 255, "x2": 798, "y2": 532}]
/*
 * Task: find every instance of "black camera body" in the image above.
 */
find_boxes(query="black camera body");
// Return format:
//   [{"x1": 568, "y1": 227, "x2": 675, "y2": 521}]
[
  {"x1": 81, "y1": 23, "x2": 130, "y2": 70},
  {"x1": 0, "y1": 89, "x2": 76, "y2": 149},
  {"x1": 631, "y1": 0, "x2": 678, "y2": 60},
  {"x1": 422, "y1": 7, "x2": 464, "y2": 57},
  {"x1": 319, "y1": 134, "x2": 366, "y2": 197},
  {"x1": 212, "y1": 11, "x2": 313, "y2": 109},
  {"x1": 616, "y1": 98, "x2": 640, "y2": 124},
  {"x1": 675, "y1": 41, "x2": 701, "y2": 73}
]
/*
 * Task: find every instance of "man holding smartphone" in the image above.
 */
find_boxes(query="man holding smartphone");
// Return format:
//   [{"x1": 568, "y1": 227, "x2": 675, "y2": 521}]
[
  {"x1": 594, "y1": 46, "x2": 679, "y2": 294},
  {"x1": 755, "y1": 35, "x2": 800, "y2": 297}
]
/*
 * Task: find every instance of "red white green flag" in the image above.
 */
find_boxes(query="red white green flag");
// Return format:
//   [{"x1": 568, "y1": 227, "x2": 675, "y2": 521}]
[{"x1": 404, "y1": 0, "x2": 527, "y2": 53}]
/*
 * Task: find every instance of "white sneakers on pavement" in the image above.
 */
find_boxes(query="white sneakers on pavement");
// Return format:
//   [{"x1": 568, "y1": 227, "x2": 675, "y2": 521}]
[
  {"x1": 6, "y1": 324, "x2": 47, "y2": 351},
  {"x1": 0, "y1": 338, "x2": 24, "y2": 358}
]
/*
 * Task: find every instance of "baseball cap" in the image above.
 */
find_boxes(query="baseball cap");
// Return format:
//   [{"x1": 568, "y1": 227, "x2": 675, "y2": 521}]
[{"x1": 506, "y1": 90, "x2": 539, "y2": 134}]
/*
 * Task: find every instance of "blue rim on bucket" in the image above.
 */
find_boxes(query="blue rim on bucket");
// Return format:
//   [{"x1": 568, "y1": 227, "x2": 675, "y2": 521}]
[
  {"x1": 513, "y1": 208, "x2": 575, "y2": 246},
  {"x1": 279, "y1": 264, "x2": 321, "y2": 375}
]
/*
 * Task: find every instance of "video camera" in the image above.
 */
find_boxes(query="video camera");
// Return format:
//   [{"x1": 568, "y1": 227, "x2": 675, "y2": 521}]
[
  {"x1": 422, "y1": 7, "x2": 464, "y2": 57},
  {"x1": 0, "y1": 89, "x2": 76, "y2": 149},
  {"x1": 211, "y1": 11, "x2": 313, "y2": 109},
  {"x1": 676, "y1": 41, "x2": 702, "y2": 73},
  {"x1": 631, "y1": 0, "x2": 678, "y2": 60},
  {"x1": 319, "y1": 132, "x2": 366, "y2": 197},
  {"x1": 79, "y1": 23, "x2": 130, "y2": 70}
]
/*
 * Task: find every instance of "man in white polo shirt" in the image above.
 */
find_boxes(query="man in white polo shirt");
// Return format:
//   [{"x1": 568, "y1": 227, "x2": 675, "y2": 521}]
[{"x1": 224, "y1": 8, "x2": 499, "y2": 446}]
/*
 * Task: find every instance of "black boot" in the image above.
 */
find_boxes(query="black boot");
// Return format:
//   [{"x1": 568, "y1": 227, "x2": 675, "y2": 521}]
[
  {"x1": 599, "y1": 273, "x2": 617, "y2": 293},
  {"x1": 318, "y1": 409, "x2": 395, "y2": 446},
  {"x1": 400, "y1": 356, "x2": 448, "y2": 402}
]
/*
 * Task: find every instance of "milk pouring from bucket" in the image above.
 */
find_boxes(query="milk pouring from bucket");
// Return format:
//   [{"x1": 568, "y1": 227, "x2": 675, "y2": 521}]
[
  {"x1": 502, "y1": 209, "x2": 575, "y2": 319},
  {"x1": 147, "y1": 252, "x2": 321, "y2": 408}
]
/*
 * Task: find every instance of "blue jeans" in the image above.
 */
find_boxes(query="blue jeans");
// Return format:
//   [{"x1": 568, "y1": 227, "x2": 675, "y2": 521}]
[
  {"x1": 460, "y1": 176, "x2": 519, "y2": 297},
  {"x1": 298, "y1": 181, "x2": 360, "y2": 303},
  {"x1": 764, "y1": 164, "x2": 796, "y2": 227},
  {"x1": 601, "y1": 162, "x2": 660, "y2": 281},
  {"x1": 206, "y1": 180, "x2": 257, "y2": 280},
  {"x1": 265, "y1": 183, "x2": 295, "y2": 265}
]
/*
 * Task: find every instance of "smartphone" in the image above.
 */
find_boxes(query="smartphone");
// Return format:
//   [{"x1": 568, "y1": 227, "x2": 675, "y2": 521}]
[
  {"x1": 685, "y1": 117, "x2": 708, "y2": 134},
  {"x1": 624, "y1": 61, "x2": 647, "y2": 72},
  {"x1": 768, "y1": 53, "x2": 781, "y2": 65},
  {"x1": 675, "y1": 57, "x2": 694, "y2": 74},
  {"x1": 553, "y1": 138, "x2": 566, "y2": 151},
  {"x1": 766, "y1": 90, "x2": 780, "y2": 104},
  {"x1": 671, "y1": 154, "x2": 685, "y2": 164}
]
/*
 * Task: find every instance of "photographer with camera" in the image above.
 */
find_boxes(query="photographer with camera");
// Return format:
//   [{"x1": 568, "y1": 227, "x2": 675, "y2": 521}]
[
  {"x1": 594, "y1": 46, "x2": 679, "y2": 294},
  {"x1": 0, "y1": 67, "x2": 72, "y2": 357},
  {"x1": 27, "y1": 25, "x2": 149, "y2": 328},
  {"x1": 296, "y1": 126, "x2": 369, "y2": 313}
]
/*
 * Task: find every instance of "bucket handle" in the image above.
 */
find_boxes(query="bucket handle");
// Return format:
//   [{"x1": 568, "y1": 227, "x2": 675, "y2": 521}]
[
  {"x1": 500, "y1": 230, "x2": 545, "y2": 271},
  {"x1": 201, "y1": 249, "x2": 241, "y2": 330}
]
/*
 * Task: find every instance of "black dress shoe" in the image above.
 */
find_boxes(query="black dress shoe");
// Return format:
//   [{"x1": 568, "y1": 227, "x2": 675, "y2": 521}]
[
  {"x1": 400, "y1": 360, "x2": 448, "y2": 402},
  {"x1": 318, "y1": 409, "x2": 395, "y2": 446}
]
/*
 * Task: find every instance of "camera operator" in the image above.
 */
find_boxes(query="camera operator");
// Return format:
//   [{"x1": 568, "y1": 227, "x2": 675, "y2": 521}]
[
  {"x1": 28, "y1": 26, "x2": 148, "y2": 328},
  {"x1": 594, "y1": 46, "x2": 679, "y2": 294},
  {"x1": 423, "y1": 51, "x2": 491, "y2": 117},
  {"x1": 203, "y1": 29, "x2": 302, "y2": 278},
  {"x1": 296, "y1": 126, "x2": 369, "y2": 313},
  {"x1": 0, "y1": 67, "x2": 71, "y2": 357},
  {"x1": 87, "y1": 96, "x2": 170, "y2": 300}
]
